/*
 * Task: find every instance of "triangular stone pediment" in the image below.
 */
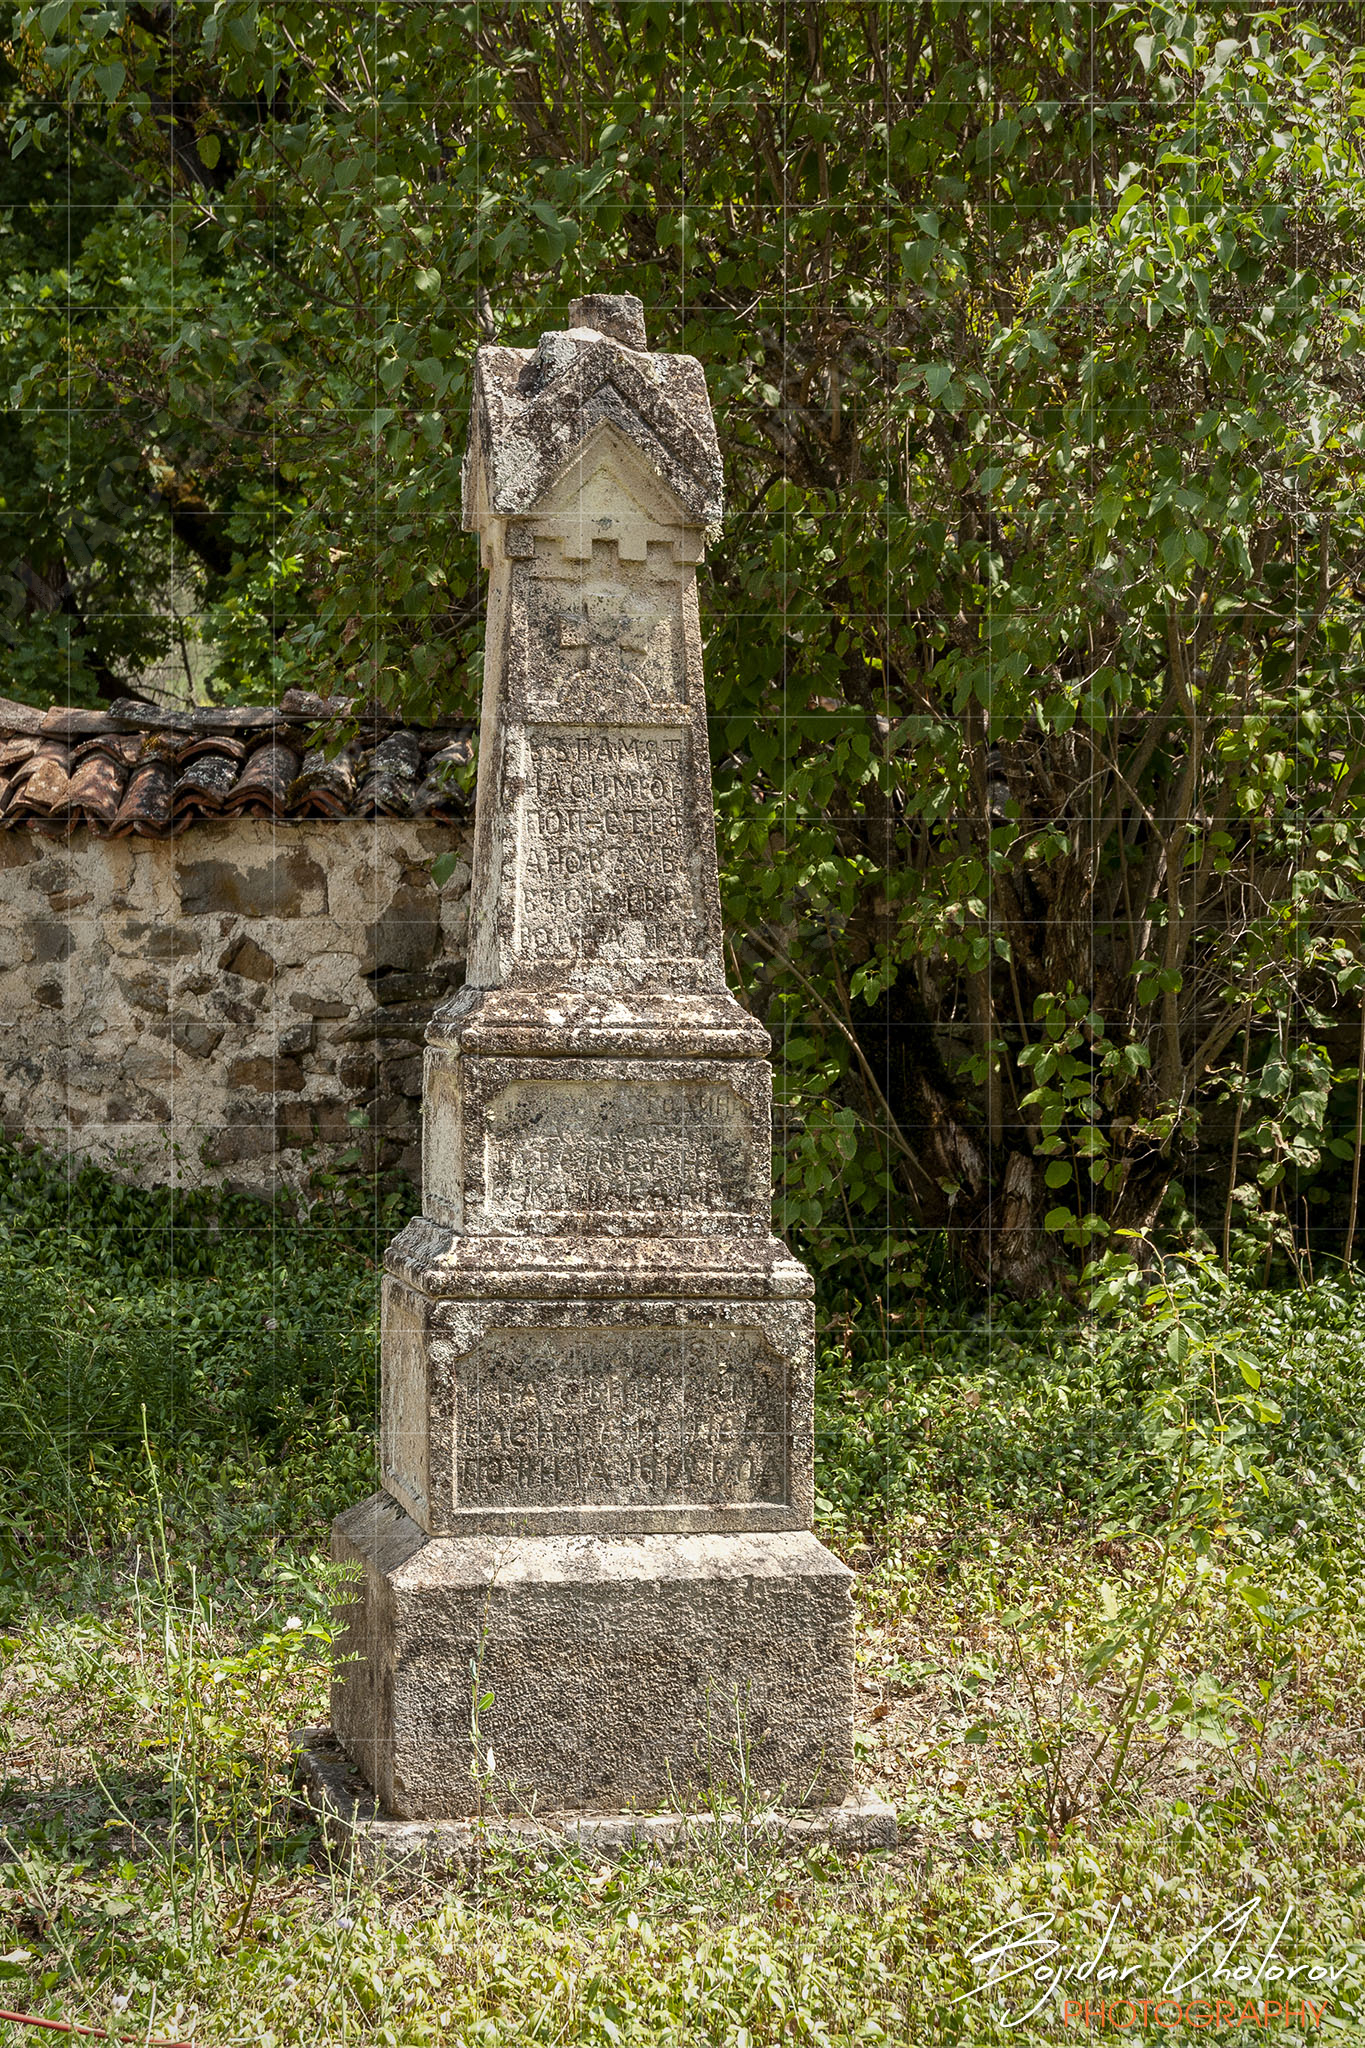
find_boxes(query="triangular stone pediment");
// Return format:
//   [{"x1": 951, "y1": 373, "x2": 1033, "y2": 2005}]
[
  {"x1": 530, "y1": 424, "x2": 691, "y2": 561},
  {"x1": 464, "y1": 334, "x2": 723, "y2": 530},
  {"x1": 537, "y1": 423, "x2": 688, "y2": 521}
]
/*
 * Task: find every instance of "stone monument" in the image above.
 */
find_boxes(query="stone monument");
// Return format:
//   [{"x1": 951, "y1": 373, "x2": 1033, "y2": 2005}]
[{"x1": 329, "y1": 294, "x2": 882, "y2": 1835}]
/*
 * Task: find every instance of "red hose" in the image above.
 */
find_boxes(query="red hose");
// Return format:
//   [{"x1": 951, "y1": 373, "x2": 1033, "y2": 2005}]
[{"x1": 0, "y1": 2013, "x2": 194, "y2": 2046}]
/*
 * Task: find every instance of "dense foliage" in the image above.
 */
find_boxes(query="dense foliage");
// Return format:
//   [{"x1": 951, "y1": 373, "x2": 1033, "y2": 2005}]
[{"x1": 5, "y1": 2, "x2": 1365, "y2": 1296}]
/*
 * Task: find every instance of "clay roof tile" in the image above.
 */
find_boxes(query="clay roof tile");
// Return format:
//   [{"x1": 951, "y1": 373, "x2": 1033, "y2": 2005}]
[
  {"x1": 356, "y1": 729, "x2": 422, "y2": 816},
  {"x1": 410, "y1": 736, "x2": 473, "y2": 819},
  {"x1": 66, "y1": 749, "x2": 128, "y2": 827},
  {"x1": 0, "y1": 737, "x2": 39, "y2": 774},
  {"x1": 71, "y1": 733, "x2": 143, "y2": 768},
  {"x1": 179, "y1": 734, "x2": 249, "y2": 766},
  {"x1": 288, "y1": 745, "x2": 357, "y2": 818},
  {"x1": 225, "y1": 739, "x2": 302, "y2": 817},
  {"x1": 173, "y1": 751, "x2": 240, "y2": 816},
  {"x1": 6, "y1": 741, "x2": 73, "y2": 817},
  {"x1": 108, "y1": 753, "x2": 174, "y2": 836},
  {"x1": 0, "y1": 706, "x2": 471, "y2": 832}
]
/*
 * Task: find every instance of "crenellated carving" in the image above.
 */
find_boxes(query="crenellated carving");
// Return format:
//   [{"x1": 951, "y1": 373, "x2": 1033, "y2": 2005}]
[{"x1": 328, "y1": 294, "x2": 872, "y2": 1833}]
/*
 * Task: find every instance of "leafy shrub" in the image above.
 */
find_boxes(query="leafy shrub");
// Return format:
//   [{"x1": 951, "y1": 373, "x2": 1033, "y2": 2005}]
[{"x1": 817, "y1": 1267, "x2": 1365, "y2": 1557}]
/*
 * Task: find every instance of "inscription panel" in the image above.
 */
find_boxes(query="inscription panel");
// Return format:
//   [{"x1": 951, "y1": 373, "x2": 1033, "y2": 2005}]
[
  {"x1": 456, "y1": 1327, "x2": 787, "y2": 1510},
  {"x1": 516, "y1": 726, "x2": 704, "y2": 962},
  {"x1": 484, "y1": 1076, "x2": 752, "y2": 1222}
]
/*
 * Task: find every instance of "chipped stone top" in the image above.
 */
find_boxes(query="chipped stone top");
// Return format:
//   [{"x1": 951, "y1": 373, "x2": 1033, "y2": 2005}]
[
  {"x1": 462, "y1": 294, "x2": 724, "y2": 536},
  {"x1": 0, "y1": 690, "x2": 472, "y2": 837},
  {"x1": 445, "y1": 290, "x2": 746, "y2": 1033}
]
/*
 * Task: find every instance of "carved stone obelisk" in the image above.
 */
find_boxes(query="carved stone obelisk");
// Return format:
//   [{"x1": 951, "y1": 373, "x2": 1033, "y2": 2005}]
[{"x1": 331, "y1": 295, "x2": 860, "y2": 1821}]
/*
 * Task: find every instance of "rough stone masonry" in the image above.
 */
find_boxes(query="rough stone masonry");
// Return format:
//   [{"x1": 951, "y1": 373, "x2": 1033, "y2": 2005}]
[{"x1": 330, "y1": 294, "x2": 862, "y2": 1821}]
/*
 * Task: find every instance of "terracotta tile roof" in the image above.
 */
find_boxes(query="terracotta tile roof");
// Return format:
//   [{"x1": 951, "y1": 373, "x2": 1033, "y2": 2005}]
[{"x1": 0, "y1": 690, "x2": 472, "y2": 836}]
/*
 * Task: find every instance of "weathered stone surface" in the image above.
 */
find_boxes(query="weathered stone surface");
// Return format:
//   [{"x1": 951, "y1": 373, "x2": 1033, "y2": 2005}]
[
  {"x1": 448, "y1": 301, "x2": 734, "y2": 1016},
  {"x1": 379, "y1": 1287, "x2": 814, "y2": 1537},
  {"x1": 220, "y1": 934, "x2": 276, "y2": 982},
  {"x1": 143, "y1": 926, "x2": 204, "y2": 962},
  {"x1": 427, "y1": 983, "x2": 770, "y2": 1060},
  {"x1": 229, "y1": 1054, "x2": 306, "y2": 1092},
  {"x1": 463, "y1": 326, "x2": 723, "y2": 533},
  {"x1": 567, "y1": 292, "x2": 649, "y2": 351},
  {"x1": 385, "y1": 1213, "x2": 813, "y2": 1302},
  {"x1": 170, "y1": 1016, "x2": 224, "y2": 1059},
  {"x1": 421, "y1": 1051, "x2": 771, "y2": 1236},
  {"x1": 327, "y1": 295, "x2": 871, "y2": 1837},
  {"x1": 332, "y1": 1493, "x2": 855, "y2": 1820},
  {"x1": 0, "y1": 817, "x2": 472, "y2": 1192},
  {"x1": 360, "y1": 883, "x2": 441, "y2": 975},
  {"x1": 33, "y1": 920, "x2": 74, "y2": 964},
  {"x1": 293, "y1": 1727, "x2": 898, "y2": 1874},
  {"x1": 178, "y1": 846, "x2": 327, "y2": 918}
]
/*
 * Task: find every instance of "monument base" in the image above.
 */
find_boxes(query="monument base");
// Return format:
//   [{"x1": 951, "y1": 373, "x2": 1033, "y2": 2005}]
[
  {"x1": 331, "y1": 1493, "x2": 858, "y2": 1821},
  {"x1": 293, "y1": 1727, "x2": 898, "y2": 1874}
]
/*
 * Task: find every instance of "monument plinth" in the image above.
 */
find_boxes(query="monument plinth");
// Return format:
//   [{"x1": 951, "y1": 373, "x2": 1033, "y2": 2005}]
[{"x1": 329, "y1": 296, "x2": 875, "y2": 1832}]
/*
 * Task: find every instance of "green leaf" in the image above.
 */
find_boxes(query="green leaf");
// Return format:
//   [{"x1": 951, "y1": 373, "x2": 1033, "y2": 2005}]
[{"x1": 93, "y1": 59, "x2": 126, "y2": 100}]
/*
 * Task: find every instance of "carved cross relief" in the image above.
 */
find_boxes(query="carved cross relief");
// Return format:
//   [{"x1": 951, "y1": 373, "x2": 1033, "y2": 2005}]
[
  {"x1": 511, "y1": 446, "x2": 694, "y2": 710},
  {"x1": 556, "y1": 594, "x2": 670, "y2": 681}
]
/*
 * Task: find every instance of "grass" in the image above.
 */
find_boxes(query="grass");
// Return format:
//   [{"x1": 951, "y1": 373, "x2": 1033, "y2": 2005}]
[{"x1": 0, "y1": 1145, "x2": 1363, "y2": 2043}]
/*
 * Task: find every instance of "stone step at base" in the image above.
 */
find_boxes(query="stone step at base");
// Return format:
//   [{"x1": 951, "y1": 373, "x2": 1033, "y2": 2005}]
[{"x1": 292, "y1": 1728, "x2": 898, "y2": 1877}]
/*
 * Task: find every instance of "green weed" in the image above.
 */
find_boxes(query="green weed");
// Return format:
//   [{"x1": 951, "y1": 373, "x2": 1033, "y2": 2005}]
[{"x1": 0, "y1": 1150, "x2": 1361, "y2": 2041}]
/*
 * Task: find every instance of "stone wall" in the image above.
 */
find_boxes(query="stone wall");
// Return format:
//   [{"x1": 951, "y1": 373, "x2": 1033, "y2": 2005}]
[{"x1": 0, "y1": 817, "x2": 473, "y2": 1193}]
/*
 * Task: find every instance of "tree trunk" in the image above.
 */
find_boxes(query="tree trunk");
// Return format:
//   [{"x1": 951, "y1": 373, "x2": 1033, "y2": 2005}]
[
  {"x1": 895, "y1": 1066, "x2": 1068, "y2": 1296},
  {"x1": 986, "y1": 1150, "x2": 1064, "y2": 1298}
]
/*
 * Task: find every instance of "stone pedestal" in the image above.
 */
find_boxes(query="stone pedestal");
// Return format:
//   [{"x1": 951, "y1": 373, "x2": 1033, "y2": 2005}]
[{"x1": 329, "y1": 294, "x2": 877, "y2": 1832}]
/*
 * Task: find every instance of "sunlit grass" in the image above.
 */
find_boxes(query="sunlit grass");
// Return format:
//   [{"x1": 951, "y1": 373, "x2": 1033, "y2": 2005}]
[{"x1": 1, "y1": 1151, "x2": 1363, "y2": 2041}]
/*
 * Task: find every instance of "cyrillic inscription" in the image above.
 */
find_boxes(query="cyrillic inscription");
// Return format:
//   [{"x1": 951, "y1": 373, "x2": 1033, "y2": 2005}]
[
  {"x1": 456, "y1": 1327, "x2": 787, "y2": 1509},
  {"x1": 485, "y1": 1077, "x2": 751, "y2": 1219},
  {"x1": 517, "y1": 726, "x2": 703, "y2": 961}
]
